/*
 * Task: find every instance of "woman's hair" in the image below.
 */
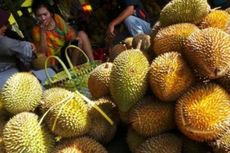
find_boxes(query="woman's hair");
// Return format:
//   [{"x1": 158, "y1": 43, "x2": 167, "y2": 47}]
[{"x1": 32, "y1": 0, "x2": 54, "y2": 15}]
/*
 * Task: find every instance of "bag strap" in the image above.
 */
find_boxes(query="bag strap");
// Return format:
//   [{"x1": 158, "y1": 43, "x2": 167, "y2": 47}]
[
  {"x1": 65, "y1": 44, "x2": 90, "y2": 69},
  {"x1": 45, "y1": 55, "x2": 72, "y2": 83}
]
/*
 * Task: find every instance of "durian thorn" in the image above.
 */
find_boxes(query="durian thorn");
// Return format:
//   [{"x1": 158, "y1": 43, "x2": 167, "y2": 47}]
[
  {"x1": 38, "y1": 93, "x2": 75, "y2": 126},
  {"x1": 136, "y1": 40, "x2": 142, "y2": 50},
  {"x1": 74, "y1": 91, "x2": 114, "y2": 125}
]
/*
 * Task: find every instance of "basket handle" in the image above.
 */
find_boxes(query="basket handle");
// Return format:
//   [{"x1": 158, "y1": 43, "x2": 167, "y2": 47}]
[
  {"x1": 65, "y1": 44, "x2": 90, "y2": 69},
  {"x1": 45, "y1": 55, "x2": 72, "y2": 83}
]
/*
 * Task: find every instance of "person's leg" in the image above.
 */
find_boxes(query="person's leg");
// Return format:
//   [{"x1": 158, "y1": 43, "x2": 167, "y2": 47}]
[
  {"x1": 0, "y1": 67, "x2": 18, "y2": 89},
  {"x1": 77, "y1": 31, "x2": 94, "y2": 61},
  {"x1": 31, "y1": 68, "x2": 56, "y2": 86},
  {"x1": 124, "y1": 16, "x2": 152, "y2": 36}
]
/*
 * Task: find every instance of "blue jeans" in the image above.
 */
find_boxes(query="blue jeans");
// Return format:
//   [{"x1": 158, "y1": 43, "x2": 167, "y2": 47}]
[
  {"x1": 0, "y1": 67, "x2": 56, "y2": 89},
  {"x1": 124, "y1": 15, "x2": 152, "y2": 36}
]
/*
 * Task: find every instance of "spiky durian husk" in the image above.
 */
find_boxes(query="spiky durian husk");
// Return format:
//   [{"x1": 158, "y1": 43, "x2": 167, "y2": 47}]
[
  {"x1": 118, "y1": 110, "x2": 130, "y2": 124},
  {"x1": 199, "y1": 10, "x2": 230, "y2": 33},
  {"x1": 0, "y1": 92, "x2": 9, "y2": 120},
  {"x1": 184, "y1": 28, "x2": 230, "y2": 79},
  {"x1": 175, "y1": 83, "x2": 230, "y2": 142},
  {"x1": 109, "y1": 43, "x2": 127, "y2": 62},
  {"x1": 3, "y1": 112, "x2": 55, "y2": 153},
  {"x1": 149, "y1": 52, "x2": 194, "y2": 102},
  {"x1": 182, "y1": 136, "x2": 211, "y2": 153},
  {"x1": 32, "y1": 53, "x2": 50, "y2": 70},
  {"x1": 0, "y1": 110, "x2": 7, "y2": 153},
  {"x1": 88, "y1": 63, "x2": 113, "y2": 99},
  {"x1": 87, "y1": 97, "x2": 117, "y2": 144},
  {"x1": 153, "y1": 23, "x2": 199, "y2": 55},
  {"x1": 123, "y1": 37, "x2": 133, "y2": 49},
  {"x1": 210, "y1": 130, "x2": 230, "y2": 153},
  {"x1": 226, "y1": 7, "x2": 230, "y2": 14},
  {"x1": 2, "y1": 72, "x2": 42, "y2": 114},
  {"x1": 160, "y1": 0, "x2": 210, "y2": 27},
  {"x1": 135, "y1": 133, "x2": 182, "y2": 153},
  {"x1": 41, "y1": 88, "x2": 91, "y2": 138},
  {"x1": 129, "y1": 96, "x2": 175, "y2": 137},
  {"x1": 127, "y1": 128, "x2": 146, "y2": 153},
  {"x1": 110, "y1": 50, "x2": 149, "y2": 112},
  {"x1": 217, "y1": 70, "x2": 230, "y2": 92},
  {"x1": 53, "y1": 136, "x2": 108, "y2": 153}
]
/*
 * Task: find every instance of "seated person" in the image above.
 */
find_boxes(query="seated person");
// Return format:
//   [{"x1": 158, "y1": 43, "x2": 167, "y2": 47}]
[
  {"x1": 0, "y1": 9, "x2": 55, "y2": 89},
  {"x1": 106, "y1": 0, "x2": 152, "y2": 44},
  {"x1": 31, "y1": 1, "x2": 94, "y2": 67}
]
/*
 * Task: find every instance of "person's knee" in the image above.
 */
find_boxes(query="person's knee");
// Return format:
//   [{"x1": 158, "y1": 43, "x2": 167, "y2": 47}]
[
  {"x1": 124, "y1": 16, "x2": 136, "y2": 26},
  {"x1": 78, "y1": 30, "x2": 89, "y2": 40},
  {"x1": 124, "y1": 16, "x2": 143, "y2": 36}
]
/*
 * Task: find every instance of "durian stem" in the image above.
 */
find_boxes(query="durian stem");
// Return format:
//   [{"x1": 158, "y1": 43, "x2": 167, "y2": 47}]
[
  {"x1": 74, "y1": 91, "x2": 114, "y2": 125},
  {"x1": 136, "y1": 40, "x2": 142, "y2": 50}
]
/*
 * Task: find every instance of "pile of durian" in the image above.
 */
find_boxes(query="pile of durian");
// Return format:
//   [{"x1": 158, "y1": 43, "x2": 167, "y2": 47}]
[{"x1": 2, "y1": 0, "x2": 230, "y2": 152}]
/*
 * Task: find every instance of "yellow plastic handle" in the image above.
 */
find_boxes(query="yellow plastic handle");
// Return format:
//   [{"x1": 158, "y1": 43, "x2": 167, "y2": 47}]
[
  {"x1": 65, "y1": 45, "x2": 90, "y2": 69},
  {"x1": 44, "y1": 55, "x2": 72, "y2": 83}
]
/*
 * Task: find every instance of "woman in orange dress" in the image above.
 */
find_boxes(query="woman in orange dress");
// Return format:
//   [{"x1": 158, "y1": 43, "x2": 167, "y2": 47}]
[{"x1": 31, "y1": 1, "x2": 94, "y2": 66}]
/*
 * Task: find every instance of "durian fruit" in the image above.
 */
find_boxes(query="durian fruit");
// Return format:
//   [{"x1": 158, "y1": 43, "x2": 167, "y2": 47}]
[
  {"x1": 132, "y1": 34, "x2": 153, "y2": 61},
  {"x1": 210, "y1": 130, "x2": 230, "y2": 153},
  {"x1": 217, "y1": 70, "x2": 230, "y2": 92},
  {"x1": 88, "y1": 62, "x2": 113, "y2": 99},
  {"x1": 127, "y1": 128, "x2": 146, "y2": 153},
  {"x1": 41, "y1": 87, "x2": 91, "y2": 138},
  {"x1": 151, "y1": 21, "x2": 162, "y2": 38},
  {"x1": 226, "y1": 7, "x2": 230, "y2": 14},
  {"x1": 184, "y1": 27, "x2": 230, "y2": 79},
  {"x1": 3, "y1": 112, "x2": 55, "y2": 153},
  {"x1": 1, "y1": 72, "x2": 42, "y2": 114},
  {"x1": 110, "y1": 49, "x2": 149, "y2": 112},
  {"x1": 153, "y1": 23, "x2": 199, "y2": 55},
  {"x1": 53, "y1": 136, "x2": 108, "y2": 153},
  {"x1": 87, "y1": 97, "x2": 117, "y2": 144},
  {"x1": 182, "y1": 136, "x2": 211, "y2": 153},
  {"x1": 123, "y1": 37, "x2": 133, "y2": 49},
  {"x1": 159, "y1": 0, "x2": 210, "y2": 27},
  {"x1": 118, "y1": 110, "x2": 130, "y2": 124},
  {"x1": 149, "y1": 52, "x2": 194, "y2": 102},
  {"x1": 175, "y1": 83, "x2": 230, "y2": 142},
  {"x1": 129, "y1": 96, "x2": 176, "y2": 137},
  {"x1": 132, "y1": 34, "x2": 151, "y2": 52},
  {"x1": 32, "y1": 53, "x2": 50, "y2": 70},
  {"x1": 109, "y1": 43, "x2": 127, "y2": 62},
  {"x1": 199, "y1": 10, "x2": 230, "y2": 33},
  {"x1": 135, "y1": 133, "x2": 182, "y2": 153},
  {"x1": 0, "y1": 91, "x2": 9, "y2": 119},
  {"x1": 0, "y1": 111, "x2": 7, "y2": 153}
]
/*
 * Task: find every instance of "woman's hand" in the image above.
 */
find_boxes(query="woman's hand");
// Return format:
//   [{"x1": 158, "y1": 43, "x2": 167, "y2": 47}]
[
  {"x1": 30, "y1": 43, "x2": 37, "y2": 53},
  {"x1": 106, "y1": 23, "x2": 116, "y2": 39}
]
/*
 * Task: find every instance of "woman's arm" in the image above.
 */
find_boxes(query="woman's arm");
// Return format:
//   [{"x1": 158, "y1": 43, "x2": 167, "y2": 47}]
[
  {"x1": 38, "y1": 28, "x2": 48, "y2": 54},
  {"x1": 32, "y1": 26, "x2": 48, "y2": 54}
]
